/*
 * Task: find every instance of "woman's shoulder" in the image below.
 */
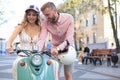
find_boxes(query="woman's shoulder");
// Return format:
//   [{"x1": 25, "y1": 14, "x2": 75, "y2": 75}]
[
  {"x1": 15, "y1": 24, "x2": 23, "y2": 29},
  {"x1": 14, "y1": 24, "x2": 24, "y2": 33}
]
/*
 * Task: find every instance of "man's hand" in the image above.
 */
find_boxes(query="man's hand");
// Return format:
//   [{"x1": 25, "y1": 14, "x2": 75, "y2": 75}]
[{"x1": 50, "y1": 48, "x2": 58, "y2": 55}]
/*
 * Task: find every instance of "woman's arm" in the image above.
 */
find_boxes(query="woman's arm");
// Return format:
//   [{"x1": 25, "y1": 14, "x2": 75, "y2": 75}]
[{"x1": 6, "y1": 25, "x2": 23, "y2": 52}]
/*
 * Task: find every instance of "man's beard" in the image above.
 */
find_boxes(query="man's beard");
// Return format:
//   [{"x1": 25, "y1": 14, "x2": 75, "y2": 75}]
[{"x1": 50, "y1": 15, "x2": 57, "y2": 24}]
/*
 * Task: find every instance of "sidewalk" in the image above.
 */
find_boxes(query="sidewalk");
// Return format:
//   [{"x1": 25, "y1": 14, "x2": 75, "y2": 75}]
[{"x1": 73, "y1": 59, "x2": 120, "y2": 80}]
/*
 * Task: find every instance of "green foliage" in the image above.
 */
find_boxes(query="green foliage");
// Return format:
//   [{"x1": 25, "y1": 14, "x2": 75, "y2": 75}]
[{"x1": 58, "y1": 0, "x2": 104, "y2": 14}]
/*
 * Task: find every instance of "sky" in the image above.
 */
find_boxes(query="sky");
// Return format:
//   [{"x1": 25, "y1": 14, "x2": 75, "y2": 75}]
[{"x1": 0, "y1": 0, "x2": 65, "y2": 40}]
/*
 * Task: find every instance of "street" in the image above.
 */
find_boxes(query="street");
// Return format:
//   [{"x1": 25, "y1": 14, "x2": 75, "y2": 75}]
[
  {"x1": 0, "y1": 54, "x2": 120, "y2": 80},
  {"x1": 0, "y1": 54, "x2": 15, "y2": 80}
]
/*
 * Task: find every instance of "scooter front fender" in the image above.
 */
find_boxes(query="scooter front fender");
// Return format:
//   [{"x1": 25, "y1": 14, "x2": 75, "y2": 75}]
[{"x1": 17, "y1": 57, "x2": 54, "y2": 80}]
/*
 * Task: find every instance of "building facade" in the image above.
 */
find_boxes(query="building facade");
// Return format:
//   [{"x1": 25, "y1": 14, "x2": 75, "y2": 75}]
[{"x1": 75, "y1": 7, "x2": 120, "y2": 49}]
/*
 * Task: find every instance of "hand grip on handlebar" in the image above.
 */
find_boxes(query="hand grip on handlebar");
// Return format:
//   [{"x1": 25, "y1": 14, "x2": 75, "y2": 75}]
[
  {"x1": 42, "y1": 50, "x2": 51, "y2": 57},
  {"x1": 14, "y1": 49, "x2": 31, "y2": 56},
  {"x1": 58, "y1": 48, "x2": 68, "y2": 54},
  {"x1": 14, "y1": 49, "x2": 22, "y2": 54}
]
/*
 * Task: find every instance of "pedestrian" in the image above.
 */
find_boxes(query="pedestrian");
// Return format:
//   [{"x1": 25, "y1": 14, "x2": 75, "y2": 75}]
[
  {"x1": 110, "y1": 43, "x2": 116, "y2": 49},
  {"x1": 6, "y1": 5, "x2": 41, "y2": 80},
  {"x1": 37, "y1": 2, "x2": 75, "y2": 80},
  {"x1": 47, "y1": 40, "x2": 52, "y2": 51},
  {"x1": 78, "y1": 43, "x2": 90, "y2": 64}
]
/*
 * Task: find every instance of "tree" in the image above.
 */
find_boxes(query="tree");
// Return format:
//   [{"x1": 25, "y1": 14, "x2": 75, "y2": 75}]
[{"x1": 107, "y1": 0, "x2": 120, "y2": 53}]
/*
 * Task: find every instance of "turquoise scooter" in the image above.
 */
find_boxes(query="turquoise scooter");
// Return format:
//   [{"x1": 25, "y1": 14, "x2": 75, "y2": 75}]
[{"x1": 13, "y1": 45, "x2": 59, "y2": 80}]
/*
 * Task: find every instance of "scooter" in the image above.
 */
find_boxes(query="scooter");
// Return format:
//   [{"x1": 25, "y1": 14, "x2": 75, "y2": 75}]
[{"x1": 12, "y1": 44, "x2": 59, "y2": 80}]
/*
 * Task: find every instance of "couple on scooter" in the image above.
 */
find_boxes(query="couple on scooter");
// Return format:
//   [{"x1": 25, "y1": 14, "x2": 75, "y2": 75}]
[{"x1": 6, "y1": 2, "x2": 76, "y2": 80}]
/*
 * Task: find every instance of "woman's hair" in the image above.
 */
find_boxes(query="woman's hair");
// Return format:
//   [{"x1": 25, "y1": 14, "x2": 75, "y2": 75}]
[
  {"x1": 41, "y1": 2, "x2": 56, "y2": 11},
  {"x1": 20, "y1": 11, "x2": 41, "y2": 28}
]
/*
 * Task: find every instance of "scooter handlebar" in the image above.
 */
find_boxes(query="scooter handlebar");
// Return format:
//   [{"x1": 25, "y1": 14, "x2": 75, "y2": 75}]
[
  {"x1": 41, "y1": 50, "x2": 51, "y2": 57},
  {"x1": 13, "y1": 48, "x2": 51, "y2": 57}
]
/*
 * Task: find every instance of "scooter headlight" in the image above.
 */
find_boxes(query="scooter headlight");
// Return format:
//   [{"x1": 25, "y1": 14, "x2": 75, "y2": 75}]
[{"x1": 31, "y1": 54, "x2": 42, "y2": 66}]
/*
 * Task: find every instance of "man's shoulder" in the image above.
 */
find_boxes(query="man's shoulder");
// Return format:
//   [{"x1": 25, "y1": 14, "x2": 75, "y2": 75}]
[{"x1": 60, "y1": 13, "x2": 74, "y2": 21}]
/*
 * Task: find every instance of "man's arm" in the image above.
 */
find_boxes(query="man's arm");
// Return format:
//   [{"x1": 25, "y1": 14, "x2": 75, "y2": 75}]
[
  {"x1": 37, "y1": 23, "x2": 48, "y2": 51},
  {"x1": 57, "y1": 14, "x2": 75, "y2": 51}
]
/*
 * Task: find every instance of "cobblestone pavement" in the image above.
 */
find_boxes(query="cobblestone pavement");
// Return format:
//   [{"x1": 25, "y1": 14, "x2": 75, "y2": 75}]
[{"x1": 0, "y1": 54, "x2": 120, "y2": 80}]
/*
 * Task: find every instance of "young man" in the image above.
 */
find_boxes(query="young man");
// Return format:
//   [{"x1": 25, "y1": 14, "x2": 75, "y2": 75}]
[{"x1": 37, "y1": 2, "x2": 75, "y2": 80}]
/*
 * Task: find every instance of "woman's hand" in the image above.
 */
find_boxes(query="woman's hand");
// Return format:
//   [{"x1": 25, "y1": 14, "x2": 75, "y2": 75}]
[{"x1": 6, "y1": 46, "x2": 14, "y2": 53}]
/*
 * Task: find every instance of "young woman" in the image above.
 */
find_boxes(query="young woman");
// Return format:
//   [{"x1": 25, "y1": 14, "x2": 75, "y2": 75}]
[{"x1": 6, "y1": 5, "x2": 41, "y2": 80}]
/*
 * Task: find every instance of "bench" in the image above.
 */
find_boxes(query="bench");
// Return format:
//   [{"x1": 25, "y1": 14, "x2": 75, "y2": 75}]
[{"x1": 83, "y1": 49, "x2": 116, "y2": 66}]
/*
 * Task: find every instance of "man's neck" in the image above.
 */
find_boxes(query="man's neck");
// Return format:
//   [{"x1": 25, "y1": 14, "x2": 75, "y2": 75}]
[{"x1": 55, "y1": 12, "x2": 60, "y2": 22}]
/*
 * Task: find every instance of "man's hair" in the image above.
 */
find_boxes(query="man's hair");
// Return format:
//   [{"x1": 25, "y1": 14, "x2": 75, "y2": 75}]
[{"x1": 41, "y1": 2, "x2": 56, "y2": 11}]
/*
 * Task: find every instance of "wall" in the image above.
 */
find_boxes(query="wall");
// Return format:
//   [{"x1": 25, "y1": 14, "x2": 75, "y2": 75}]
[{"x1": 87, "y1": 42, "x2": 108, "y2": 52}]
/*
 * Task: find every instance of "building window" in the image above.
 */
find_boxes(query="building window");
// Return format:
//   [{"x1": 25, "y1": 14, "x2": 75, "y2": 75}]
[
  {"x1": 93, "y1": 33, "x2": 96, "y2": 43},
  {"x1": 86, "y1": 18, "x2": 89, "y2": 26},
  {"x1": 93, "y1": 14, "x2": 97, "y2": 25}
]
